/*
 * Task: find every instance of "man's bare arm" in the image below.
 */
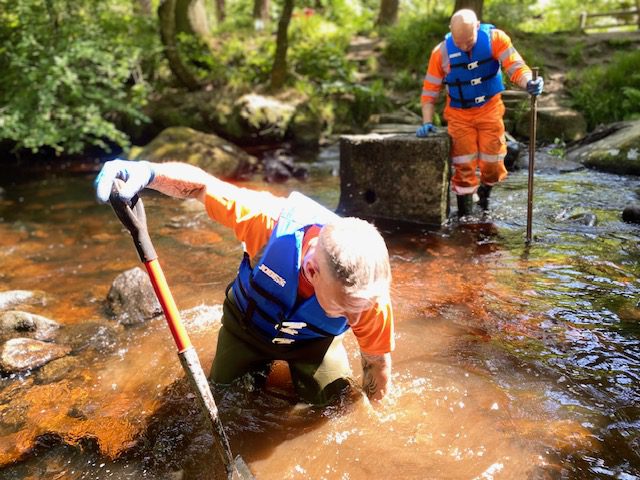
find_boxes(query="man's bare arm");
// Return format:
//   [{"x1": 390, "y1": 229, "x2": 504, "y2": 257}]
[
  {"x1": 361, "y1": 351, "x2": 392, "y2": 401},
  {"x1": 149, "y1": 162, "x2": 233, "y2": 202}
]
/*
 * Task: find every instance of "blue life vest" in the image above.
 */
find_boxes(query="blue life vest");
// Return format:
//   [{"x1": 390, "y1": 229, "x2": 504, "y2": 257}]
[
  {"x1": 231, "y1": 192, "x2": 350, "y2": 345},
  {"x1": 444, "y1": 23, "x2": 504, "y2": 109}
]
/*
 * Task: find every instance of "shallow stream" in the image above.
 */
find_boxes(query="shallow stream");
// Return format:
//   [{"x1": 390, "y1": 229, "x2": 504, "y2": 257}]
[{"x1": 0, "y1": 148, "x2": 639, "y2": 479}]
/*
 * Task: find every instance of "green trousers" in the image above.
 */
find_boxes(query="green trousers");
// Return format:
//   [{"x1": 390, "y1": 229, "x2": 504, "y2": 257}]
[{"x1": 209, "y1": 289, "x2": 353, "y2": 405}]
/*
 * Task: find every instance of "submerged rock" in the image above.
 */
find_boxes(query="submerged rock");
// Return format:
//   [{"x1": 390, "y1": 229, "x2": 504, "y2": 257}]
[
  {"x1": 35, "y1": 355, "x2": 83, "y2": 384},
  {"x1": 0, "y1": 338, "x2": 71, "y2": 374},
  {"x1": 56, "y1": 322, "x2": 119, "y2": 354},
  {"x1": 263, "y1": 149, "x2": 309, "y2": 183},
  {"x1": 0, "y1": 310, "x2": 60, "y2": 342},
  {"x1": 107, "y1": 267, "x2": 162, "y2": 326},
  {"x1": 554, "y1": 209, "x2": 598, "y2": 227},
  {"x1": 0, "y1": 290, "x2": 47, "y2": 311}
]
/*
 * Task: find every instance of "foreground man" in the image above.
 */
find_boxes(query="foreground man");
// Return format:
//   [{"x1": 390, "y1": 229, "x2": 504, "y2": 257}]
[
  {"x1": 95, "y1": 160, "x2": 394, "y2": 405},
  {"x1": 417, "y1": 9, "x2": 544, "y2": 216}
]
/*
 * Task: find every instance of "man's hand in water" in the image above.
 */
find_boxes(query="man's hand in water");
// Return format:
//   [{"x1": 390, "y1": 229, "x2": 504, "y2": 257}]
[{"x1": 361, "y1": 351, "x2": 392, "y2": 402}]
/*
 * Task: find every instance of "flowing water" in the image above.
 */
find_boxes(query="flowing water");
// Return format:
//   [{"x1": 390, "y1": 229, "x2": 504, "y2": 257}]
[{"x1": 0, "y1": 148, "x2": 639, "y2": 479}]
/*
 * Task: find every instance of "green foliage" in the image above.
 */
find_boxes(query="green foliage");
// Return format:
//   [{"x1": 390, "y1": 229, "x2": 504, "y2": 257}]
[
  {"x1": 383, "y1": 14, "x2": 449, "y2": 74},
  {"x1": 391, "y1": 69, "x2": 419, "y2": 92},
  {"x1": 484, "y1": 0, "x2": 538, "y2": 31},
  {"x1": 567, "y1": 41, "x2": 585, "y2": 66},
  {"x1": 566, "y1": 50, "x2": 640, "y2": 129},
  {"x1": 186, "y1": 30, "x2": 274, "y2": 90},
  {"x1": 0, "y1": 1, "x2": 160, "y2": 154},
  {"x1": 290, "y1": 16, "x2": 353, "y2": 83},
  {"x1": 322, "y1": 79, "x2": 391, "y2": 126},
  {"x1": 521, "y1": 0, "x2": 625, "y2": 32}
]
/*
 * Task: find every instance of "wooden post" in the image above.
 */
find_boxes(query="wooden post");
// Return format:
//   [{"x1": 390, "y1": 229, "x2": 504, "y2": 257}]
[{"x1": 579, "y1": 11, "x2": 588, "y2": 30}]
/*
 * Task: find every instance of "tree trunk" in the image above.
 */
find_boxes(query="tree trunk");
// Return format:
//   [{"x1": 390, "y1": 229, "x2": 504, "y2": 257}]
[
  {"x1": 453, "y1": 0, "x2": 483, "y2": 20},
  {"x1": 253, "y1": 0, "x2": 269, "y2": 30},
  {"x1": 175, "y1": 0, "x2": 211, "y2": 38},
  {"x1": 158, "y1": 0, "x2": 200, "y2": 91},
  {"x1": 214, "y1": 0, "x2": 225, "y2": 23},
  {"x1": 270, "y1": 0, "x2": 294, "y2": 90},
  {"x1": 376, "y1": 0, "x2": 399, "y2": 27}
]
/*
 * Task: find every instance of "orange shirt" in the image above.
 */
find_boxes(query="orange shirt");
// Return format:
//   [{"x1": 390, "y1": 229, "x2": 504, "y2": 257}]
[
  {"x1": 204, "y1": 186, "x2": 394, "y2": 355},
  {"x1": 421, "y1": 28, "x2": 532, "y2": 107}
]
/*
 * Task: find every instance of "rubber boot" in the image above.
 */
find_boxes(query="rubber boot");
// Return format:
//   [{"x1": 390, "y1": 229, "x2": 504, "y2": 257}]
[
  {"x1": 477, "y1": 184, "x2": 492, "y2": 211},
  {"x1": 456, "y1": 194, "x2": 473, "y2": 218}
]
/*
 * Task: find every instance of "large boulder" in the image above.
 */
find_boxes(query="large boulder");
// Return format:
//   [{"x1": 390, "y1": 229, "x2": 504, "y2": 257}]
[
  {"x1": 566, "y1": 121, "x2": 640, "y2": 175},
  {"x1": 131, "y1": 127, "x2": 258, "y2": 179},
  {"x1": 106, "y1": 267, "x2": 162, "y2": 326},
  {"x1": 213, "y1": 94, "x2": 298, "y2": 145}
]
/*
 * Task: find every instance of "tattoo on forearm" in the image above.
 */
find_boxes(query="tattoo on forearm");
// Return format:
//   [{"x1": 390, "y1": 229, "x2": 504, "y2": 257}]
[
  {"x1": 151, "y1": 176, "x2": 205, "y2": 199},
  {"x1": 362, "y1": 356, "x2": 379, "y2": 397},
  {"x1": 361, "y1": 352, "x2": 391, "y2": 399}
]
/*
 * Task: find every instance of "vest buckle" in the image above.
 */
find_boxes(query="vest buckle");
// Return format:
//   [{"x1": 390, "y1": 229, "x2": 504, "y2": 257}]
[
  {"x1": 467, "y1": 61, "x2": 479, "y2": 70},
  {"x1": 475, "y1": 95, "x2": 486, "y2": 104},
  {"x1": 471, "y1": 77, "x2": 482, "y2": 86},
  {"x1": 272, "y1": 337, "x2": 295, "y2": 345}
]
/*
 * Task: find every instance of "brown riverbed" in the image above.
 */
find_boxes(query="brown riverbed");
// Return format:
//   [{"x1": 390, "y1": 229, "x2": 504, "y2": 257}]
[{"x1": 0, "y1": 155, "x2": 639, "y2": 479}]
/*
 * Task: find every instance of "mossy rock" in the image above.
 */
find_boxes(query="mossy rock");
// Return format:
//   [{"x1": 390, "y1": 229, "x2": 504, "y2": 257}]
[
  {"x1": 131, "y1": 127, "x2": 258, "y2": 179},
  {"x1": 287, "y1": 102, "x2": 326, "y2": 148},
  {"x1": 566, "y1": 121, "x2": 640, "y2": 175}
]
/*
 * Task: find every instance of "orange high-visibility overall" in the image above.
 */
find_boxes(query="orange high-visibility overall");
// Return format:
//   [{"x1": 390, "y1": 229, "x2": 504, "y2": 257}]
[{"x1": 421, "y1": 28, "x2": 533, "y2": 195}]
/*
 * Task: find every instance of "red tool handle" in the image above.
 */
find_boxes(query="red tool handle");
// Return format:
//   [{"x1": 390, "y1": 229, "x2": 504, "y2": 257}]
[
  {"x1": 145, "y1": 259, "x2": 192, "y2": 352},
  {"x1": 109, "y1": 183, "x2": 192, "y2": 352}
]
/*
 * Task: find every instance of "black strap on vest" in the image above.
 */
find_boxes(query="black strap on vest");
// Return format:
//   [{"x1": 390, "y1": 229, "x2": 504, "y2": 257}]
[
  {"x1": 232, "y1": 272, "x2": 337, "y2": 339},
  {"x1": 449, "y1": 56, "x2": 495, "y2": 70}
]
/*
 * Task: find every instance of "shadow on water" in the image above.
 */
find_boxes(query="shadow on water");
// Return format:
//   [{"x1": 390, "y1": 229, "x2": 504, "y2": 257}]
[{"x1": 0, "y1": 152, "x2": 639, "y2": 478}]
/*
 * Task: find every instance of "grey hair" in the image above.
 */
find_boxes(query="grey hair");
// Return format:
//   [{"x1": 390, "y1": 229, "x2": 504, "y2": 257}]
[{"x1": 318, "y1": 217, "x2": 391, "y2": 306}]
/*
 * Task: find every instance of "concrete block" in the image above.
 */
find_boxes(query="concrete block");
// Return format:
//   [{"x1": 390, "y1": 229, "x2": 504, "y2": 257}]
[{"x1": 337, "y1": 133, "x2": 451, "y2": 227}]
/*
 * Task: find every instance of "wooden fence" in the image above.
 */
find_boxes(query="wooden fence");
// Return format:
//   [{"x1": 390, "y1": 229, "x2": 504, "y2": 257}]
[{"x1": 579, "y1": 2, "x2": 640, "y2": 31}]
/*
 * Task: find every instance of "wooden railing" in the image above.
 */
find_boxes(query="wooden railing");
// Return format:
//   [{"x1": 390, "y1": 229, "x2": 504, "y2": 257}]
[{"x1": 579, "y1": 4, "x2": 640, "y2": 31}]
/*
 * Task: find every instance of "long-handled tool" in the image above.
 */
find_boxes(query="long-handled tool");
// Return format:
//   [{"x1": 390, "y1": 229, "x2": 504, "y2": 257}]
[
  {"x1": 525, "y1": 68, "x2": 539, "y2": 245},
  {"x1": 109, "y1": 183, "x2": 254, "y2": 480}
]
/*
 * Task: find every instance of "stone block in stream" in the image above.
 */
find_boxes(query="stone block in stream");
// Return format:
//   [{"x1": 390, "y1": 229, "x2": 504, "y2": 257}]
[{"x1": 338, "y1": 133, "x2": 451, "y2": 227}]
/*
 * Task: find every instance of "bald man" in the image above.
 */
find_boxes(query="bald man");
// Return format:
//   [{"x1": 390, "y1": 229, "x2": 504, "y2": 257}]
[{"x1": 417, "y1": 9, "x2": 544, "y2": 217}]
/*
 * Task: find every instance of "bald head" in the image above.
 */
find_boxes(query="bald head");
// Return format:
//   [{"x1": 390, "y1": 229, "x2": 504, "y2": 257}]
[{"x1": 450, "y1": 9, "x2": 480, "y2": 52}]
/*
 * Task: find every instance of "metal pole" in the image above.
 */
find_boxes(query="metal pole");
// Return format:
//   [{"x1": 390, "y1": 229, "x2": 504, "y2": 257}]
[{"x1": 526, "y1": 68, "x2": 539, "y2": 245}]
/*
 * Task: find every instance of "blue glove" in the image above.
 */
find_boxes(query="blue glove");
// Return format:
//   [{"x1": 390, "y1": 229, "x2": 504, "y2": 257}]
[
  {"x1": 416, "y1": 122, "x2": 437, "y2": 138},
  {"x1": 526, "y1": 77, "x2": 544, "y2": 96},
  {"x1": 94, "y1": 159, "x2": 155, "y2": 204}
]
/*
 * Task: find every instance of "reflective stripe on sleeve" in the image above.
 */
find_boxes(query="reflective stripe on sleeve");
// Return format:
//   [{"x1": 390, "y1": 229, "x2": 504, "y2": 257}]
[
  {"x1": 421, "y1": 89, "x2": 439, "y2": 98},
  {"x1": 506, "y1": 60, "x2": 525, "y2": 77},
  {"x1": 498, "y1": 46, "x2": 516, "y2": 62},
  {"x1": 425, "y1": 73, "x2": 443, "y2": 85},
  {"x1": 439, "y1": 42, "x2": 449, "y2": 72}
]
